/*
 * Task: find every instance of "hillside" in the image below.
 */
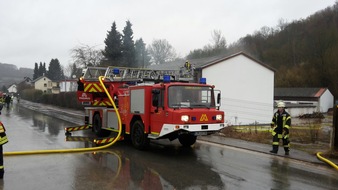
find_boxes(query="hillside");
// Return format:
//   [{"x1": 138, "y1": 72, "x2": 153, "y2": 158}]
[
  {"x1": 231, "y1": 2, "x2": 338, "y2": 98},
  {"x1": 0, "y1": 62, "x2": 33, "y2": 88}
]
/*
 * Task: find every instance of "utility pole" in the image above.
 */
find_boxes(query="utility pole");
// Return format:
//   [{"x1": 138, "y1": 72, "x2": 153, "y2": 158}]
[{"x1": 332, "y1": 104, "x2": 338, "y2": 151}]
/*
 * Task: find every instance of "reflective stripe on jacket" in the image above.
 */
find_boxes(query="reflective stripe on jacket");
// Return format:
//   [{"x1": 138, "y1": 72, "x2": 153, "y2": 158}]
[
  {"x1": 270, "y1": 110, "x2": 291, "y2": 136},
  {"x1": 0, "y1": 122, "x2": 8, "y2": 145}
]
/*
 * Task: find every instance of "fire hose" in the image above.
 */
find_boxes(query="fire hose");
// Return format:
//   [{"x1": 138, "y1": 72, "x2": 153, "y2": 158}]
[
  {"x1": 316, "y1": 152, "x2": 338, "y2": 170},
  {"x1": 4, "y1": 76, "x2": 120, "y2": 156}
]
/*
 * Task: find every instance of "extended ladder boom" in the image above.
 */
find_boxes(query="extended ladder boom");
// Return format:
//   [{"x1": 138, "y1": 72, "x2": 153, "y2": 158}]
[{"x1": 103, "y1": 66, "x2": 193, "y2": 81}]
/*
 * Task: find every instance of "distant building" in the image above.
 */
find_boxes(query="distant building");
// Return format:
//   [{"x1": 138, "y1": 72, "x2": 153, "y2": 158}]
[
  {"x1": 274, "y1": 87, "x2": 334, "y2": 116},
  {"x1": 19, "y1": 77, "x2": 33, "y2": 85},
  {"x1": 59, "y1": 79, "x2": 78, "y2": 92},
  {"x1": 33, "y1": 75, "x2": 60, "y2": 94},
  {"x1": 7, "y1": 83, "x2": 17, "y2": 94}
]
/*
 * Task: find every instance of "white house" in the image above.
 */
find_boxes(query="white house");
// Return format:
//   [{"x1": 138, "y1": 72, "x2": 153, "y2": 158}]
[
  {"x1": 274, "y1": 87, "x2": 334, "y2": 117},
  {"x1": 149, "y1": 52, "x2": 275, "y2": 125},
  {"x1": 196, "y1": 52, "x2": 275, "y2": 125},
  {"x1": 7, "y1": 84, "x2": 17, "y2": 94},
  {"x1": 33, "y1": 75, "x2": 60, "y2": 94}
]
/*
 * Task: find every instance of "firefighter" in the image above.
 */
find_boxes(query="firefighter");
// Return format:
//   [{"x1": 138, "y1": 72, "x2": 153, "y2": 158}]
[
  {"x1": 0, "y1": 96, "x2": 3, "y2": 114},
  {"x1": 0, "y1": 94, "x2": 4, "y2": 104},
  {"x1": 270, "y1": 101, "x2": 291, "y2": 155},
  {"x1": 4, "y1": 95, "x2": 11, "y2": 109},
  {"x1": 0, "y1": 121, "x2": 8, "y2": 178},
  {"x1": 184, "y1": 61, "x2": 191, "y2": 70}
]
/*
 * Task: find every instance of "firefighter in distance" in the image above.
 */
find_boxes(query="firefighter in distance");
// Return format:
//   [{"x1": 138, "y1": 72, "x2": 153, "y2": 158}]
[{"x1": 270, "y1": 101, "x2": 291, "y2": 155}]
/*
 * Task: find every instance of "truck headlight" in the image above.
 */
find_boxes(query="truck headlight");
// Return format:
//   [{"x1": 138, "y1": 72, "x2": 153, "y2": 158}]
[
  {"x1": 216, "y1": 114, "x2": 222, "y2": 121},
  {"x1": 181, "y1": 115, "x2": 189, "y2": 122}
]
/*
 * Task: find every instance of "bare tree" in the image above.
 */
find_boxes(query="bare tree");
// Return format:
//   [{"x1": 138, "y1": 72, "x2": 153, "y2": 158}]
[
  {"x1": 147, "y1": 39, "x2": 177, "y2": 65},
  {"x1": 209, "y1": 29, "x2": 227, "y2": 50},
  {"x1": 70, "y1": 44, "x2": 103, "y2": 67}
]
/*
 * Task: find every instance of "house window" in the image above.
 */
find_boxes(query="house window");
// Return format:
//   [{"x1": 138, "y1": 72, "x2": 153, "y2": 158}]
[{"x1": 44, "y1": 83, "x2": 47, "y2": 87}]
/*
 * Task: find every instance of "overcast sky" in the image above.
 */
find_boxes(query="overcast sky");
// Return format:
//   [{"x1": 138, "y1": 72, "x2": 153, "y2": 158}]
[{"x1": 0, "y1": 0, "x2": 336, "y2": 70}]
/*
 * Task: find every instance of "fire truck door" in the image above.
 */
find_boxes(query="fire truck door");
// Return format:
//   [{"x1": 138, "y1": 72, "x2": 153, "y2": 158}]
[{"x1": 150, "y1": 89, "x2": 166, "y2": 135}]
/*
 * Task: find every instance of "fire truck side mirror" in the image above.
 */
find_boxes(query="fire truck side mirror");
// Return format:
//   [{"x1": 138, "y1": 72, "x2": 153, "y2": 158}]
[
  {"x1": 152, "y1": 89, "x2": 160, "y2": 108},
  {"x1": 217, "y1": 93, "x2": 221, "y2": 104}
]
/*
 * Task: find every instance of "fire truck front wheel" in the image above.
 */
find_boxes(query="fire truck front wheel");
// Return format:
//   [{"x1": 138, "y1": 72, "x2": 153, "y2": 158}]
[
  {"x1": 131, "y1": 120, "x2": 149, "y2": 150},
  {"x1": 178, "y1": 134, "x2": 197, "y2": 147}
]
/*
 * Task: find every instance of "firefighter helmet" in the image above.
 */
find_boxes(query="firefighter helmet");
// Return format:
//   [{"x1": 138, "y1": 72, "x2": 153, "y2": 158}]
[{"x1": 277, "y1": 101, "x2": 285, "y2": 108}]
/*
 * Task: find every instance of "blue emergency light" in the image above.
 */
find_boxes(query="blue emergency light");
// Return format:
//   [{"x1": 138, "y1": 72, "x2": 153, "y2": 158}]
[
  {"x1": 113, "y1": 68, "x2": 120, "y2": 75},
  {"x1": 163, "y1": 75, "x2": 171, "y2": 83},
  {"x1": 199, "y1": 78, "x2": 206, "y2": 84}
]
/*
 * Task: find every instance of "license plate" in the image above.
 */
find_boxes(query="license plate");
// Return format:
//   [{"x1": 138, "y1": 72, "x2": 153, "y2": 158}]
[{"x1": 194, "y1": 132, "x2": 208, "y2": 136}]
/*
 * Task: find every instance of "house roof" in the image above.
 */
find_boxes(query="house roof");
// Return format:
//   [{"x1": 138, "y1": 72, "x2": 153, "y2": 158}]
[
  {"x1": 196, "y1": 52, "x2": 276, "y2": 72},
  {"x1": 274, "y1": 87, "x2": 329, "y2": 101},
  {"x1": 32, "y1": 75, "x2": 51, "y2": 83},
  {"x1": 148, "y1": 52, "x2": 275, "y2": 72}
]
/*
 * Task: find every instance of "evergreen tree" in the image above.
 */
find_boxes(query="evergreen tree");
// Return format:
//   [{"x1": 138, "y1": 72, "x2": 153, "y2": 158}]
[
  {"x1": 38, "y1": 62, "x2": 46, "y2": 77},
  {"x1": 33, "y1": 62, "x2": 39, "y2": 80},
  {"x1": 102, "y1": 22, "x2": 123, "y2": 66},
  {"x1": 122, "y1": 20, "x2": 136, "y2": 67},
  {"x1": 43, "y1": 62, "x2": 47, "y2": 76},
  {"x1": 47, "y1": 58, "x2": 64, "y2": 81},
  {"x1": 135, "y1": 38, "x2": 151, "y2": 68}
]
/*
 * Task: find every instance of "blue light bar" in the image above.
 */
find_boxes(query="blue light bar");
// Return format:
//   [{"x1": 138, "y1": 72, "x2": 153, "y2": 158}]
[
  {"x1": 199, "y1": 78, "x2": 206, "y2": 84},
  {"x1": 113, "y1": 68, "x2": 120, "y2": 75},
  {"x1": 163, "y1": 75, "x2": 171, "y2": 83}
]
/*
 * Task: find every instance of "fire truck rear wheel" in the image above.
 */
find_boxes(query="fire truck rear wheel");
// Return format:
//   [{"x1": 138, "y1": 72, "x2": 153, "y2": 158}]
[
  {"x1": 178, "y1": 134, "x2": 197, "y2": 147},
  {"x1": 131, "y1": 120, "x2": 149, "y2": 150}
]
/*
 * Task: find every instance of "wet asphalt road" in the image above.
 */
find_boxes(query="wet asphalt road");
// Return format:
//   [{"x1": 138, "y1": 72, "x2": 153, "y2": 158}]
[{"x1": 0, "y1": 102, "x2": 338, "y2": 190}]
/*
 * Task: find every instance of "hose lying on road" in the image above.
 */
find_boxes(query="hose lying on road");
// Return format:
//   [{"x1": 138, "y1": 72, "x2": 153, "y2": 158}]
[
  {"x1": 316, "y1": 152, "x2": 338, "y2": 170},
  {"x1": 5, "y1": 76, "x2": 121, "y2": 156}
]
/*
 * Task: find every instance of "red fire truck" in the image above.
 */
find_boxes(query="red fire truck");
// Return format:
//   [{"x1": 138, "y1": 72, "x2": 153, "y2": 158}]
[{"x1": 76, "y1": 66, "x2": 225, "y2": 149}]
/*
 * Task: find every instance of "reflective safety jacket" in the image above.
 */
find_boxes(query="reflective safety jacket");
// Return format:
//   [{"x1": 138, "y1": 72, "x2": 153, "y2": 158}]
[
  {"x1": 271, "y1": 110, "x2": 291, "y2": 137},
  {"x1": 0, "y1": 122, "x2": 8, "y2": 145}
]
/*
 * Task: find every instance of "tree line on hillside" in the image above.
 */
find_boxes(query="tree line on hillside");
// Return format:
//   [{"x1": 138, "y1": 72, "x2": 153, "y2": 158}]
[
  {"x1": 184, "y1": 3, "x2": 338, "y2": 99},
  {"x1": 229, "y1": 3, "x2": 338, "y2": 99},
  {"x1": 0, "y1": 63, "x2": 33, "y2": 78}
]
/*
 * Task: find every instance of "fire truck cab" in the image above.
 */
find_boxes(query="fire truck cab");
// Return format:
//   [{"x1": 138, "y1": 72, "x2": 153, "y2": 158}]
[{"x1": 77, "y1": 66, "x2": 225, "y2": 149}]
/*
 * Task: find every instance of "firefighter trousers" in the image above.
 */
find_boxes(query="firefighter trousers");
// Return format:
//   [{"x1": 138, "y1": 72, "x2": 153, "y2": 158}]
[
  {"x1": 271, "y1": 134, "x2": 290, "y2": 153},
  {"x1": 0, "y1": 146, "x2": 3, "y2": 178}
]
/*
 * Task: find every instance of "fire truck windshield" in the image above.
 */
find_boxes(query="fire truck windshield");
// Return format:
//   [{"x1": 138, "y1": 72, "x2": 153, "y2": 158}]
[{"x1": 168, "y1": 85, "x2": 215, "y2": 108}]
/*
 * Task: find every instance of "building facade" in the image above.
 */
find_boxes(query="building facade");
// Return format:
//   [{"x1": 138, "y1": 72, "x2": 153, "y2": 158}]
[
  {"x1": 33, "y1": 75, "x2": 60, "y2": 94},
  {"x1": 274, "y1": 87, "x2": 334, "y2": 117},
  {"x1": 198, "y1": 52, "x2": 275, "y2": 125}
]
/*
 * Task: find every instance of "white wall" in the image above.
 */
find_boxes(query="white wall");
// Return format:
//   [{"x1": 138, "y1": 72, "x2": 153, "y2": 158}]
[
  {"x1": 8, "y1": 85, "x2": 17, "y2": 93},
  {"x1": 59, "y1": 81, "x2": 78, "y2": 92},
  {"x1": 274, "y1": 107, "x2": 317, "y2": 117},
  {"x1": 319, "y1": 89, "x2": 334, "y2": 112},
  {"x1": 202, "y1": 54, "x2": 274, "y2": 125}
]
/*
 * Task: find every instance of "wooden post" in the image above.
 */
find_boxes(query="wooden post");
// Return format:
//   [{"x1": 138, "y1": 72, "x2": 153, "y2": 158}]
[{"x1": 332, "y1": 104, "x2": 338, "y2": 150}]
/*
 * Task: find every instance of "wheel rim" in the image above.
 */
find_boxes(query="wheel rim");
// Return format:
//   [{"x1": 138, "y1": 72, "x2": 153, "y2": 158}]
[{"x1": 131, "y1": 121, "x2": 148, "y2": 149}]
